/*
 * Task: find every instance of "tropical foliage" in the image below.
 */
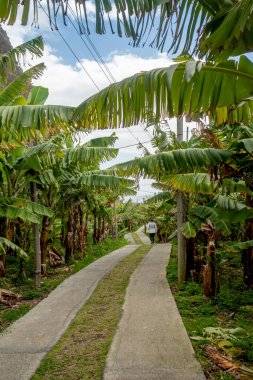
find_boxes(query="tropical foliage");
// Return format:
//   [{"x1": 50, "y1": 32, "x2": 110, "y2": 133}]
[
  {"x1": 0, "y1": 36, "x2": 136, "y2": 290},
  {"x1": 1, "y1": 0, "x2": 252, "y2": 60}
]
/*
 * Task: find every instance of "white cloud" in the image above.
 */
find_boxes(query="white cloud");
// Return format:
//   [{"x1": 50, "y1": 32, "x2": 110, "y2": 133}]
[{"x1": 32, "y1": 49, "x2": 172, "y2": 106}]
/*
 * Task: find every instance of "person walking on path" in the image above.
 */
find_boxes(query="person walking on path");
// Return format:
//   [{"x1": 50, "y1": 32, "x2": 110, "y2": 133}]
[{"x1": 147, "y1": 219, "x2": 157, "y2": 244}]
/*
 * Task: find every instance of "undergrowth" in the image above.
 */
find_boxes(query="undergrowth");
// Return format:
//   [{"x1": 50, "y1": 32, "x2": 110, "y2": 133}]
[{"x1": 167, "y1": 242, "x2": 253, "y2": 379}]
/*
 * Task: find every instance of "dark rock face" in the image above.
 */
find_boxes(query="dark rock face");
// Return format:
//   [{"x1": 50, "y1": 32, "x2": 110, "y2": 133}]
[
  {"x1": 0, "y1": 25, "x2": 13, "y2": 54},
  {"x1": 0, "y1": 25, "x2": 23, "y2": 87}
]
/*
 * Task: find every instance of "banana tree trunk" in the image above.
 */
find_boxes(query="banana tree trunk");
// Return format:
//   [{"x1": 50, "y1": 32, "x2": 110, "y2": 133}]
[
  {"x1": 73, "y1": 205, "x2": 79, "y2": 256},
  {"x1": 243, "y1": 194, "x2": 253, "y2": 287},
  {"x1": 203, "y1": 239, "x2": 220, "y2": 297},
  {"x1": 97, "y1": 216, "x2": 101, "y2": 242},
  {"x1": 93, "y1": 210, "x2": 97, "y2": 244},
  {"x1": 101, "y1": 217, "x2": 105, "y2": 240},
  {"x1": 65, "y1": 207, "x2": 74, "y2": 263},
  {"x1": 40, "y1": 216, "x2": 50, "y2": 274},
  {"x1": 30, "y1": 181, "x2": 41, "y2": 288},
  {"x1": 186, "y1": 237, "x2": 195, "y2": 279}
]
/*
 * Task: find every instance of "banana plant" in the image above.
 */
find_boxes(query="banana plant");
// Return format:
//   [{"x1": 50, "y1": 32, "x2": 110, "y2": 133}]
[
  {"x1": 75, "y1": 57, "x2": 253, "y2": 128},
  {"x1": 0, "y1": 36, "x2": 74, "y2": 147},
  {"x1": 1, "y1": 1, "x2": 252, "y2": 61}
]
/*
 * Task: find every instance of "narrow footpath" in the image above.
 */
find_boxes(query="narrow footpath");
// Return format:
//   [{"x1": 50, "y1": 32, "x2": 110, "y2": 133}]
[
  {"x1": 104, "y1": 243, "x2": 205, "y2": 380},
  {"x1": 0, "y1": 245, "x2": 139, "y2": 380},
  {"x1": 135, "y1": 226, "x2": 151, "y2": 244},
  {"x1": 0, "y1": 229, "x2": 205, "y2": 380}
]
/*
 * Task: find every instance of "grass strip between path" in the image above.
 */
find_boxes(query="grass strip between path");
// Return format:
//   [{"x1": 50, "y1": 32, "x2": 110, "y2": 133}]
[
  {"x1": 132, "y1": 232, "x2": 143, "y2": 244},
  {"x1": 32, "y1": 244, "x2": 150, "y2": 380}
]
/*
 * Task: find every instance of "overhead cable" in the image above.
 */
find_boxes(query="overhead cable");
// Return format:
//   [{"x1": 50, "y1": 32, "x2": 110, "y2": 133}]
[
  {"x1": 39, "y1": 3, "x2": 100, "y2": 91},
  {"x1": 67, "y1": 5, "x2": 115, "y2": 85}
]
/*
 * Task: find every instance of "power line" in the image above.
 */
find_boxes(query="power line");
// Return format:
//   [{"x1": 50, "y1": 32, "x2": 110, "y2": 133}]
[
  {"x1": 68, "y1": 4, "x2": 117, "y2": 83},
  {"x1": 39, "y1": 3, "x2": 100, "y2": 92},
  {"x1": 67, "y1": 5, "x2": 143, "y2": 146},
  {"x1": 118, "y1": 140, "x2": 152, "y2": 149},
  {"x1": 67, "y1": 5, "x2": 116, "y2": 85},
  {"x1": 40, "y1": 3, "x2": 150, "y2": 148}
]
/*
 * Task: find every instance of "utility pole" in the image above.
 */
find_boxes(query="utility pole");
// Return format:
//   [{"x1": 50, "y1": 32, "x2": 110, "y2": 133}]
[{"x1": 177, "y1": 117, "x2": 187, "y2": 285}]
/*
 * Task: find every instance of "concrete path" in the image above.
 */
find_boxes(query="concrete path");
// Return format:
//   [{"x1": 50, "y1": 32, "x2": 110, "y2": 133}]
[
  {"x1": 135, "y1": 226, "x2": 151, "y2": 244},
  {"x1": 0, "y1": 245, "x2": 139, "y2": 380},
  {"x1": 125, "y1": 232, "x2": 136, "y2": 245},
  {"x1": 104, "y1": 243, "x2": 205, "y2": 380}
]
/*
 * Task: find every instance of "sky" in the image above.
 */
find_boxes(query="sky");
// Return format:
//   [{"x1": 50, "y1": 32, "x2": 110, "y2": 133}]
[{"x1": 2, "y1": 2, "x2": 197, "y2": 202}]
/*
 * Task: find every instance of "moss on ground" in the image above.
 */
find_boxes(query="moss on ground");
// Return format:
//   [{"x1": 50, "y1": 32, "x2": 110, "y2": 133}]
[{"x1": 32, "y1": 244, "x2": 150, "y2": 380}]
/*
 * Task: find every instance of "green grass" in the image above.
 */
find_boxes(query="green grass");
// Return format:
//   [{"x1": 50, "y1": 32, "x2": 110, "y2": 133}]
[
  {"x1": 0, "y1": 238, "x2": 127, "y2": 333},
  {"x1": 167, "y1": 243, "x2": 253, "y2": 379},
  {"x1": 32, "y1": 244, "x2": 150, "y2": 380},
  {"x1": 132, "y1": 232, "x2": 143, "y2": 244}
]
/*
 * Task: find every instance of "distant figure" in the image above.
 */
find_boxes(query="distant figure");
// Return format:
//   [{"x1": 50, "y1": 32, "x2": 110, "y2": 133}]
[{"x1": 147, "y1": 219, "x2": 157, "y2": 244}]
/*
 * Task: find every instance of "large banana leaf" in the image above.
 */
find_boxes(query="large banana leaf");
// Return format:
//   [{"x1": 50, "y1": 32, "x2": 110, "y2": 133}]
[
  {"x1": 0, "y1": 63, "x2": 46, "y2": 106},
  {"x1": 27, "y1": 86, "x2": 49, "y2": 105},
  {"x1": 84, "y1": 133, "x2": 118, "y2": 147},
  {"x1": 189, "y1": 205, "x2": 231, "y2": 235},
  {"x1": 76, "y1": 174, "x2": 134, "y2": 192},
  {"x1": 180, "y1": 221, "x2": 196, "y2": 238},
  {"x1": 146, "y1": 191, "x2": 172, "y2": 203},
  {"x1": 0, "y1": 104, "x2": 75, "y2": 145},
  {"x1": 165, "y1": 173, "x2": 216, "y2": 194},
  {"x1": 75, "y1": 57, "x2": 253, "y2": 127},
  {"x1": 64, "y1": 146, "x2": 118, "y2": 166},
  {"x1": 115, "y1": 149, "x2": 231, "y2": 178},
  {"x1": 2, "y1": 1, "x2": 250, "y2": 60},
  {"x1": 0, "y1": 36, "x2": 44, "y2": 83},
  {"x1": 0, "y1": 237, "x2": 27, "y2": 258},
  {"x1": 201, "y1": 0, "x2": 253, "y2": 60}
]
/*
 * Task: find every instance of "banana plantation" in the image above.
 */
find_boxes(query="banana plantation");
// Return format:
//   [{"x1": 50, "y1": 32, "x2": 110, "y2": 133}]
[{"x1": 0, "y1": 1, "x2": 252, "y2": 379}]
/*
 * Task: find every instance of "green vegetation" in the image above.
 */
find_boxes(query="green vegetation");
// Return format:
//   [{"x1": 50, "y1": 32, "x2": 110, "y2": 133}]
[
  {"x1": 32, "y1": 245, "x2": 150, "y2": 380},
  {"x1": 0, "y1": 237, "x2": 127, "y2": 332},
  {"x1": 132, "y1": 232, "x2": 143, "y2": 244},
  {"x1": 167, "y1": 243, "x2": 253, "y2": 379}
]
